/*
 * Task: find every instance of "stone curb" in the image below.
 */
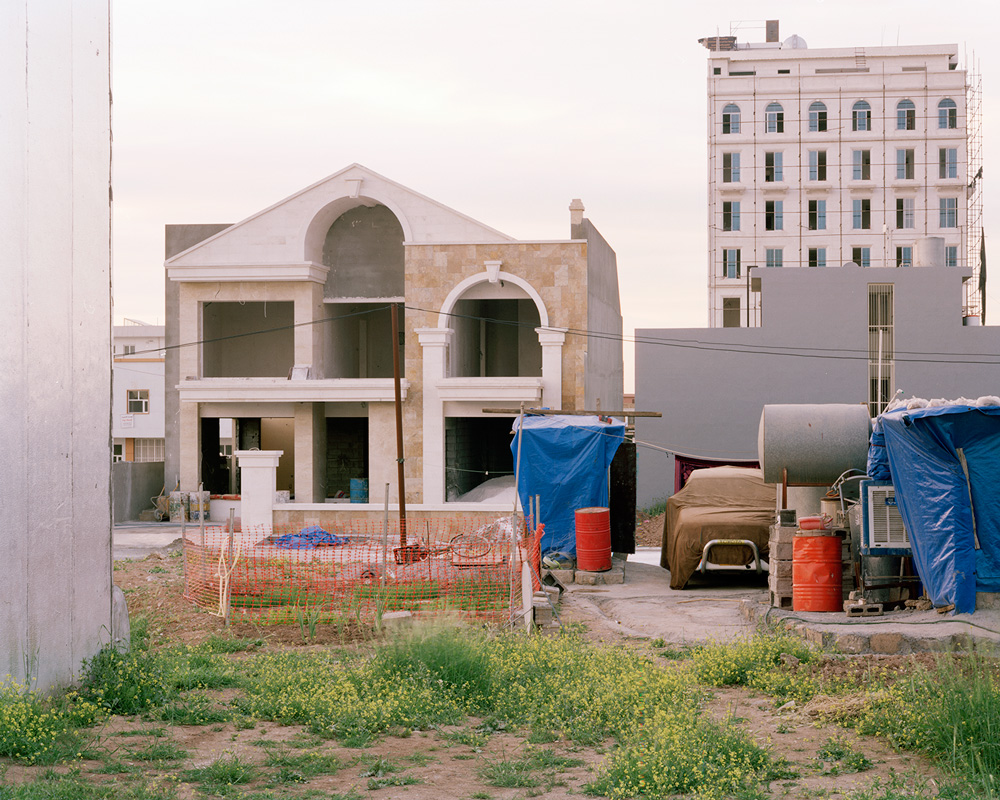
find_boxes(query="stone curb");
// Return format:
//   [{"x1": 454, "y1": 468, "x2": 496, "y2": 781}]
[{"x1": 741, "y1": 598, "x2": 1000, "y2": 655}]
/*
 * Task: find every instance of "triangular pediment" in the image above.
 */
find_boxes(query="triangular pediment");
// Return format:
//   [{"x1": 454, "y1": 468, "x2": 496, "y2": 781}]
[{"x1": 165, "y1": 164, "x2": 513, "y2": 280}]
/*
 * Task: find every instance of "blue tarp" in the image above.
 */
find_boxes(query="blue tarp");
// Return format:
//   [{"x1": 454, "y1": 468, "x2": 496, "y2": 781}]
[
  {"x1": 880, "y1": 404, "x2": 1000, "y2": 613},
  {"x1": 272, "y1": 526, "x2": 349, "y2": 549},
  {"x1": 511, "y1": 415, "x2": 625, "y2": 555}
]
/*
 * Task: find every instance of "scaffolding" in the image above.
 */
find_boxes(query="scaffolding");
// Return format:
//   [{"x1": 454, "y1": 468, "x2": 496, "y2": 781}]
[{"x1": 965, "y1": 53, "x2": 984, "y2": 321}]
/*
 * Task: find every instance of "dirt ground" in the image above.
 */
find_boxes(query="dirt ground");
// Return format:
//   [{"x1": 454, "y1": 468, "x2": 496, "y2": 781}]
[
  {"x1": 634, "y1": 510, "x2": 665, "y2": 548},
  {"x1": 2, "y1": 551, "x2": 951, "y2": 799}
]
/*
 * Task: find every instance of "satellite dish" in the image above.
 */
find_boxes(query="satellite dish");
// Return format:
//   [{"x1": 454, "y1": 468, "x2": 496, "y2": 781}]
[{"x1": 783, "y1": 34, "x2": 808, "y2": 49}]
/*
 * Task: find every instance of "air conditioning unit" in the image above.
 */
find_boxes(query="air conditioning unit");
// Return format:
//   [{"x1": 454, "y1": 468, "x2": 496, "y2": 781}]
[{"x1": 860, "y1": 480, "x2": 912, "y2": 555}]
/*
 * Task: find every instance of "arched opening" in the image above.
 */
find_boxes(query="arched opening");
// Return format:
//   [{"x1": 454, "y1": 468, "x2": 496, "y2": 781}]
[
  {"x1": 446, "y1": 281, "x2": 542, "y2": 378},
  {"x1": 321, "y1": 204, "x2": 405, "y2": 379},
  {"x1": 322, "y1": 204, "x2": 404, "y2": 299}
]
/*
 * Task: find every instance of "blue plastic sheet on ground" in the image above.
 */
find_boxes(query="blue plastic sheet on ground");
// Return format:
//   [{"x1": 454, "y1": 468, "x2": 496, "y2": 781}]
[
  {"x1": 272, "y1": 526, "x2": 349, "y2": 549},
  {"x1": 511, "y1": 414, "x2": 624, "y2": 556},
  {"x1": 880, "y1": 404, "x2": 1000, "y2": 613}
]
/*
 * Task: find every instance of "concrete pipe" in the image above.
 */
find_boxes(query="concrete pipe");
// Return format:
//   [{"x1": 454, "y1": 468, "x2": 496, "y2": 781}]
[{"x1": 758, "y1": 404, "x2": 872, "y2": 485}]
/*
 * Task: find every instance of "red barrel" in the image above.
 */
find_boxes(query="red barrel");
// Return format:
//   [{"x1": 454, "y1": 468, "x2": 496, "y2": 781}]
[
  {"x1": 792, "y1": 532, "x2": 843, "y2": 612},
  {"x1": 575, "y1": 507, "x2": 612, "y2": 572}
]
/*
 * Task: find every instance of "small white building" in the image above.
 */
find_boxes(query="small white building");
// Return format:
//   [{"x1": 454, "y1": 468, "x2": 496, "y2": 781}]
[
  {"x1": 112, "y1": 320, "x2": 165, "y2": 463},
  {"x1": 703, "y1": 23, "x2": 981, "y2": 327}
]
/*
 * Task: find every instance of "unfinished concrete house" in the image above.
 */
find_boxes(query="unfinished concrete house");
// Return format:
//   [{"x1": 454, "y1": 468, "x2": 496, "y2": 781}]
[{"x1": 164, "y1": 164, "x2": 623, "y2": 525}]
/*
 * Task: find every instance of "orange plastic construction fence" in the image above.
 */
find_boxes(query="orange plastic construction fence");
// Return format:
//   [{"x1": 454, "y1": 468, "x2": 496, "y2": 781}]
[{"x1": 183, "y1": 516, "x2": 539, "y2": 630}]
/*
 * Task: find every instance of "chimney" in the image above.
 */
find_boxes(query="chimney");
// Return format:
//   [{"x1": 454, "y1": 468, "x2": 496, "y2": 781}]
[
  {"x1": 766, "y1": 20, "x2": 779, "y2": 43},
  {"x1": 569, "y1": 198, "x2": 585, "y2": 228}
]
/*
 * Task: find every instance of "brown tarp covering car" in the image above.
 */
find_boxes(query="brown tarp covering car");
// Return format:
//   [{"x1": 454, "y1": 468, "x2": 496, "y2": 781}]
[{"x1": 660, "y1": 466, "x2": 776, "y2": 589}]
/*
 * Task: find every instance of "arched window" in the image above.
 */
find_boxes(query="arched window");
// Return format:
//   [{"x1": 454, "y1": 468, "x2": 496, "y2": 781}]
[
  {"x1": 808, "y1": 101, "x2": 827, "y2": 132},
  {"x1": 852, "y1": 100, "x2": 871, "y2": 131},
  {"x1": 938, "y1": 98, "x2": 957, "y2": 129},
  {"x1": 897, "y1": 99, "x2": 916, "y2": 131},
  {"x1": 765, "y1": 102, "x2": 784, "y2": 133},
  {"x1": 722, "y1": 103, "x2": 740, "y2": 134}
]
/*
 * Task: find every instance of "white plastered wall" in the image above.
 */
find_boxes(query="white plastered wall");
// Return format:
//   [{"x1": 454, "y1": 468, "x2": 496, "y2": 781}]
[{"x1": 0, "y1": 0, "x2": 112, "y2": 691}]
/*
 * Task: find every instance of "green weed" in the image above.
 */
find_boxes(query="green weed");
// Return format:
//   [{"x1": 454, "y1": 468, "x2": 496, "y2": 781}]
[
  {"x1": 129, "y1": 740, "x2": 188, "y2": 763},
  {"x1": 182, "y1": 754, "x2": 256, "y2": 787},
  {"x1": 77, "y1": 645, "x2": 168, "y2": 716}
]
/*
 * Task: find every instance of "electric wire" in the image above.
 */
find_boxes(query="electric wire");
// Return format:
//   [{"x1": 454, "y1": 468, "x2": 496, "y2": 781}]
[{"x1": 124, "y1": 301, "x2": 1000, "y2": 366}]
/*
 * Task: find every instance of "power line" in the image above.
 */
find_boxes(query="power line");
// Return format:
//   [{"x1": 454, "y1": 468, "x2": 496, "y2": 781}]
[{"x1": 128, "y1": 301, "x2": 1000, "y2": 367}]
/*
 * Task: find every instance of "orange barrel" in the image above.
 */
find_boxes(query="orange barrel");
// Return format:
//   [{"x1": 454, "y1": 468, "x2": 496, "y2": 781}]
[
  {"x1": 575, "y1": 507, "x2": 612, "y2": 572},
  {"x1": 792, "y1": 532, "x2": 843, "y2": 612}
]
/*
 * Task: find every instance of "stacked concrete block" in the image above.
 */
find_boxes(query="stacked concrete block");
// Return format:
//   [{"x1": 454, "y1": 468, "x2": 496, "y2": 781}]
[
  {"x1": 839, "y1": 529, "x2": 855, "y2": 601},
  {"x1": 532, "y1": 586, "x2": 561, "y2": 628},
  {"x1": 768, "y1": 523, "x2": 796, "y2": 608}
]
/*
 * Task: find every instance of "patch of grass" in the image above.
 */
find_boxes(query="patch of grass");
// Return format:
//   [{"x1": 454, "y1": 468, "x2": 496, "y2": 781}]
[
  {"x1": 356, "y1": 755, "x2": 400, "y2": 776},
  {"x1": 93, "y1": 759, "x2": 142, "y2": 775},
  {"x1": 160, "y1": 650, "x2": 240, "y2": 691},
  {"x1": 154, "y1": 693, "x2": 230, "y2": 725},
  {"x1": 479, "y1": 755, "x2": 540, "y2": 788},
  {"x1": 263, "y1": 748, "x2": 343, "y2": 778},
  {"x1": 587, "y1": 708, "x2": 776, "y2": 799},
  {"x1": 129, "y1": 740, "x2": 188, "y2": 763},
  {"x1": 0, "y1": 683, "x2": 102, "y2": 764},
  {"x1": 440, "y1": 726, "x2": 490, "y2": 748},
  {"x1": 641, "y1": 499, "x2": 668, "y2": 517},
  {"x1": 857, "y1": 652, "x2": 1000, "y2": 796},
  {"x1": 691, "y1": 631, "x2": 814, "y2": 688},
  {"x1": 815, "y1": 735, "x2": 873, "y2": 774},
  {"x1": 199, "y1": 634, "x2": 265, "y2": 654},
  {"x1": 526, "y1": 747, "x2": 584, "y2": 770},
  {"x1": 367, "y1": 774, "x2": 421, "y2": 790},
  {"x1": 182, "y1": 754, "x2": 256, "y2": 788},
  {"x1": 76, "y1": 645, "x2": 169, "y2": 716},
  {"x1": 402, "y1": 751, "x2": 438, "y2": 766}
]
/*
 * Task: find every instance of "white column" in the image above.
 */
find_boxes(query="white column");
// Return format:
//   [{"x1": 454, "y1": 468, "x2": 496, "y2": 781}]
[
  {"x1": 536, "y1": 327, "x2": 567, "y2": 409},
  {"x1": 416, "y1": 327, "x2": 452, "y2": 503},
  {"x1": 236, "y1": 450, "x2": 282, "y2": 532}
]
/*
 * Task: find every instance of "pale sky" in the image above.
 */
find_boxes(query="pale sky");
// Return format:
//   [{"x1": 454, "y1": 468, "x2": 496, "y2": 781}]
[{"x1": 111, "y1": 0, "x2": 1000, "y2": 392}]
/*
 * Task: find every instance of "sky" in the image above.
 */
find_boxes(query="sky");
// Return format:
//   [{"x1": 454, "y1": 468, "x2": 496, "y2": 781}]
[{"x1": 111, "y1": 0, "x2": 1000, "y2": 392}]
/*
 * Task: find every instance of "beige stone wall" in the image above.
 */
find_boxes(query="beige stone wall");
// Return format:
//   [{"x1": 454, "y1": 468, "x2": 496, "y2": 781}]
[
  {"x1": 273, "y1": 507, "x2": 520, "y2": 532},
  {"x1": 403, "y1": 240, "x2": 590, "y2": 463}
]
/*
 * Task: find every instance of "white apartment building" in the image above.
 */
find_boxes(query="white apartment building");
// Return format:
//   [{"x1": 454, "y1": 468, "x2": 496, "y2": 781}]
[
  {"x1": 112, "y1": 319, "x2": 165, "y2": 462},
  {"x1": 703, "y1": 24, "x2": 981, "y2": 327}
]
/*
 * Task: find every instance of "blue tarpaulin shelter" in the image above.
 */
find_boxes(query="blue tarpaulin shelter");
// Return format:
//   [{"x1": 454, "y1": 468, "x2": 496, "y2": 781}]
[
  {"x1": 880, "y1": 404, "x2": 1000, "y2": 613},
  {"x1": 511, "y1": 415, "x2": 625, "y2": 555}
]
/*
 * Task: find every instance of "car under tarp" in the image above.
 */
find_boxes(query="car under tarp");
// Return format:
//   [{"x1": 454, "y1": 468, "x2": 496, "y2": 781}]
[
  {"x1": 880, "y1": 403, "x2": 1000, "y2": 614},
  {"x1": 511, "y1": 414, "x2": 625, "y2": 556},
  {"x1": 659, "y1": 466, "x2": 776, "y2": 589}
]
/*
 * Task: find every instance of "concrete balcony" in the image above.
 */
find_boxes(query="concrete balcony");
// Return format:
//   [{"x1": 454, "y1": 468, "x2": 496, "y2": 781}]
[
  {"x1": 435, "y1": 376, "x2": 543, "y2": 402},
  {"x1": 177, "y1": 377, "x2": 408, "y2": 403}
]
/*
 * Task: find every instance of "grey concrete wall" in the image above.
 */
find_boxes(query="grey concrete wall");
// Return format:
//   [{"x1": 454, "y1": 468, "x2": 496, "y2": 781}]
[
  {"x1": 112, "y1": 461, "x2": 165, "y2": 523},
  {"x1": 578, "y1": 219, "x2": 624, "y2": 411},
  {"x1": 322, "y1": 204, "x2": 405, "y2": 298},
  {"x1": 164, "y1": 224, "x2": 231, "y2": 494},
  {"x1": 635, "y1": 264, "x2": 1000, "y2": 508},
  {"x1": 0, "y1": 2, "x2": 112, "y2": 692},
  {"x1": 202, "y1": 301, "x2": 294, "y2": 377}
]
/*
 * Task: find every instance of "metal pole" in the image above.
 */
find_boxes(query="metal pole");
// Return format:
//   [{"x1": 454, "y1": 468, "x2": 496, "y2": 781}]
[
  {"x1": 382, "y1": 483, "x2": 390, "y2": 591},
  {"x1": 225, "y1": 507, "x2": 235, "y2": 628},
  {"x1": 877, "y1": 328, "x2": 884, "y2": 415},
  {"x1": 391, "y1": 303, "x2": 407, "y2": 546}
]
